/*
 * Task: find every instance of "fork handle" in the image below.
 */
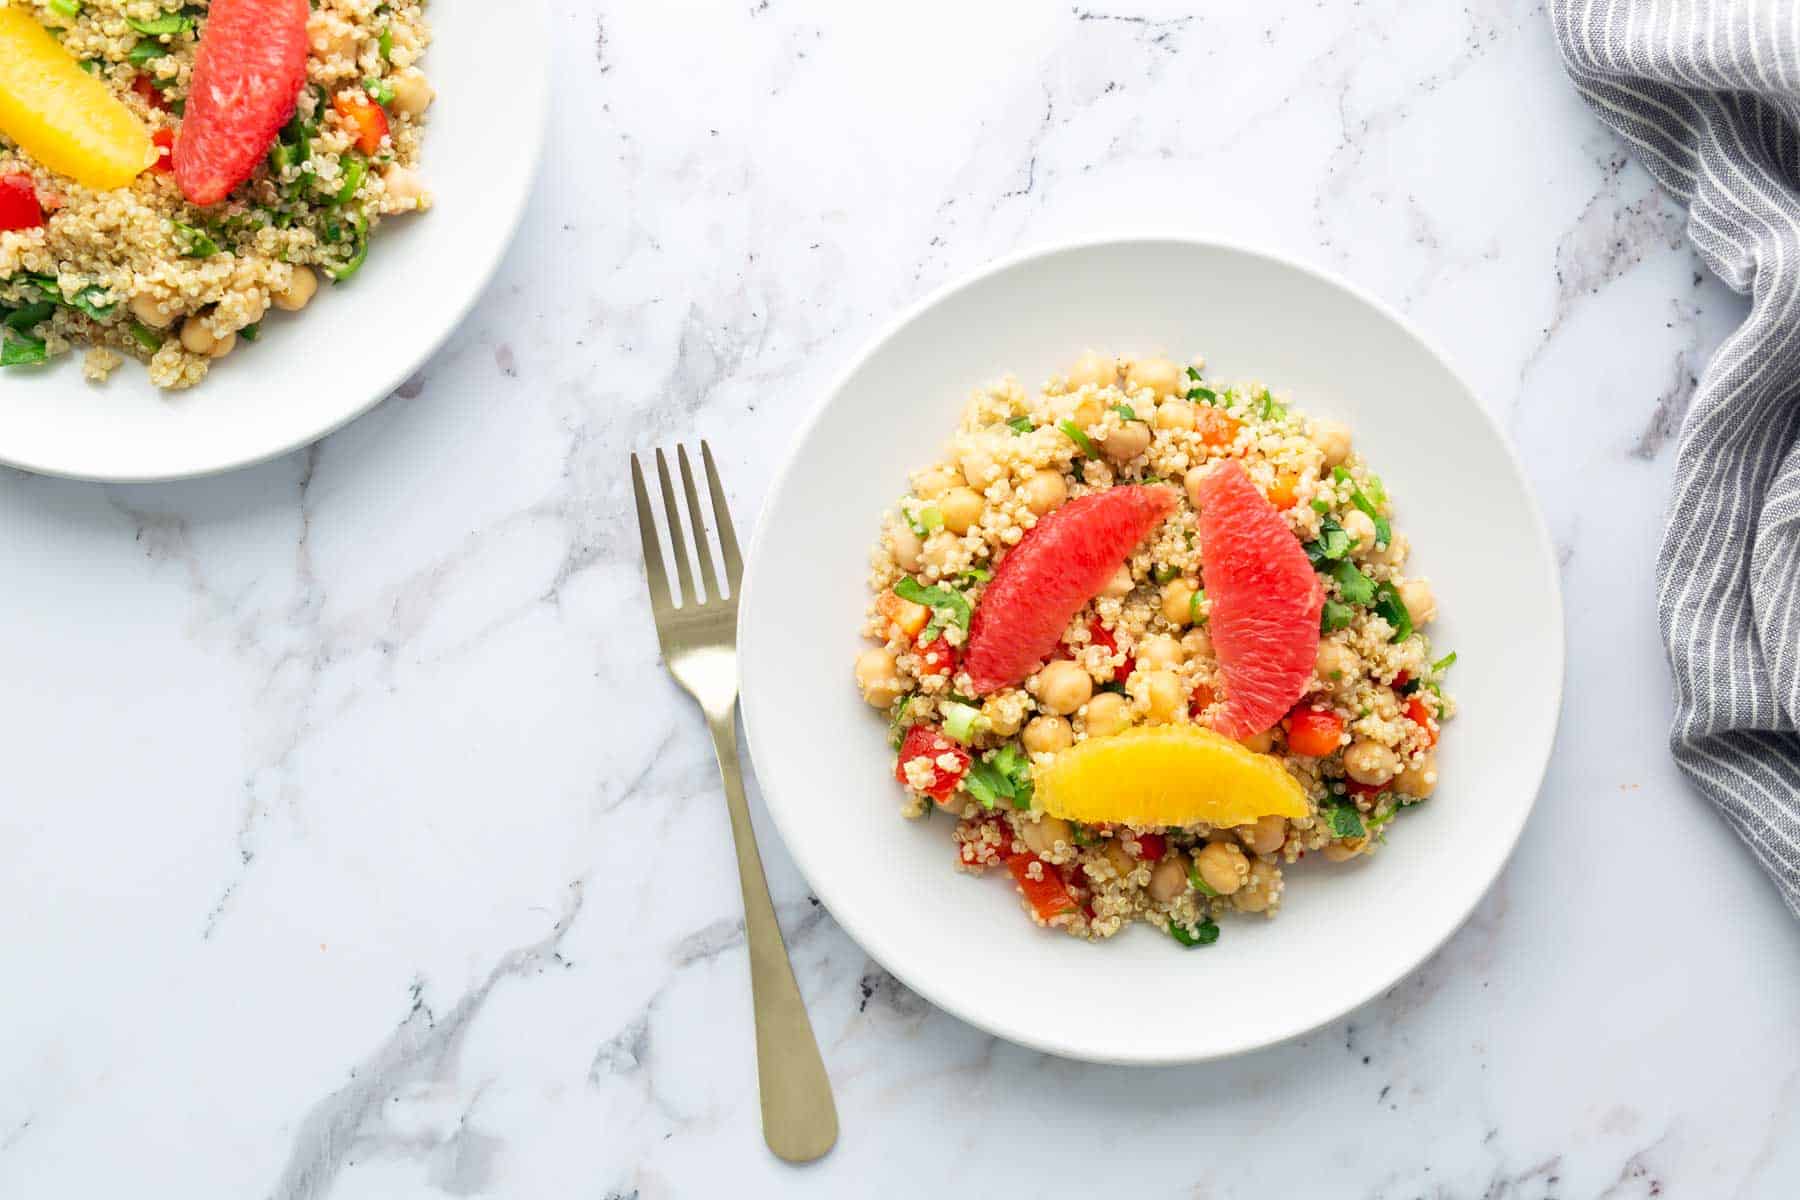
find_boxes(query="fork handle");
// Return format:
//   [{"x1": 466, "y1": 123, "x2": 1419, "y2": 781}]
[{"x1": 705, "y1": 707, "x2": 839, "y2": 1163}]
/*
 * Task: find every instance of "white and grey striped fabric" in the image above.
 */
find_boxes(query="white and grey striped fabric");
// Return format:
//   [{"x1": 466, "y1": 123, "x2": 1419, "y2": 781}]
[{"x1": 1550, "y1": 2, "x2": 1800, "y2": 915}]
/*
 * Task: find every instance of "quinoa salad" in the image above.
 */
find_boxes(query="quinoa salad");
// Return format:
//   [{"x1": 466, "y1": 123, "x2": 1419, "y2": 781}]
[
  {"x1": 0, "y1": 0, "x2": 433, "y2": 389},
  {"x1": 854, "y1": 350, "x2": 1456, "y2": 949}
]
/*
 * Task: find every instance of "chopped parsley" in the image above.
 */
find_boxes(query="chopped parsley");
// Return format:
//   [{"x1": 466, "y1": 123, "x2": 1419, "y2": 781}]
[
  {"x1": 905, "y1": 504, "x2": 944, "y2": 538},
  {"x1": 894, "y1": 576, "x2": 973, "y2": 639},
  {"x1": 126, "y1": 13, "x2": 193, "y2": 36},
  {"x1": 1432, "y1": 651, "x2": 1458, "y2": 672},
  {"x1": 1320, "y1": 599, "x2": 1354, "y2": 633},
  {"x1": 1331, "y1": 559, "x2": 1377, "y2": 606},
  {"x1": 965, "y1": 743, "x2": 1035, "y2": 811},
  {"x1": 1058, "y1": 418, "x2": 1098, "y2": 458},
  {"x1": 1005, "y1": 415, "x2": 1035, "y2": 434},
  {"x1": 1373, "y1": 581, "x2": 1414, "y2": 643},
  {"x1": 1304, "y1": 514, "x2": 1352, "y2": 567},
  {"x1": 1187, "y1": 860, "x2": 1220, "y2": 898},
  {"x1": 1112, "y1": 403, "x2": 1140, "y2": 422},
  {"x1": 1170, "y1": 918, "x2": 1221, "y2": 948},
  {"x1": 1325, "y1": 804, "x2": 1366, "y2": 838}
]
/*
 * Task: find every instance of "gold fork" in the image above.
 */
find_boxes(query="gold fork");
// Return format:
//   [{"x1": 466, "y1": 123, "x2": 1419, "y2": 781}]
[{"x1": 629, "y1": 442, "x2": 839, "y2": 1164}]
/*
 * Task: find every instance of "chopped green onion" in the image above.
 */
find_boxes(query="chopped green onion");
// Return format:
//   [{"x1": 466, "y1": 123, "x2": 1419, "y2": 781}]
[
  {"x1": 1258, "y1": 389, "x2": 1286, "y2": 420},
  {"x1": 335, "y1": 156, "x2": 368, "y2": 203},
  {"x1": 3, "y1": 302, "x2": 57, "y2": 332},
  {"x1": 378, "y1": 25, "x2": 394, "y2": 61},
  {"x1": 364, "y1": 77, "x2": 395, "y2": 106},
  {"x1": 51, "y1": 0, "x2": 81, "y2": 17},
  {"x1": 1169, "y1": 918, "x2": 1220, "y2": 948},
  {"x1": 940, "y1": 700, "x2": 987, "y2": 746},
  {"x1": 1112, "y1": 403, "x2": 1139, "y2": 422},
  {"x1": 1005, "y1": 415, "x2": 1034, "y2": 434},
  {"x1": 1186, "y1": 385, "x2": 1218, "y2": 404},
  {"x1": 1346, "y1": 480, "x2": 1392, "y2": 549},
  {"x1": 1187, "y1": 861, "x2": 1219, "y2": 898},
  {"x1": 1331, "y1": 559, "x2": 1376, "y2": 606},
  {"x1": 1320, "y1": 599, "x2": 1354, "y2": 633},
  {"x1": 1058, "y1": 418, "x2": 1097, "y2": 458},
  {"x1": 1310, "y1": 498, "x2": 1330, "y2": 514},
  {"x1": 1432, "y1": 651, "x2": 1457, "y2": 672},
  {"x1": 1373, "y1": 582, "x2": 1414, "y2": 643},
  {"x1": 906, "y1": 504, "x2": 943, "y2": 538},
  {"x1": 1151, "y1": 564, "x2": 1178, "y2": 585},
  {"x1": 128, "y1": 320, "x2": 164, "y2": 352},
  {"x1": 65, "y1": 285, "x2": 116, "y2": 321},
  {"x1": 172, "y1": 221, "x2": 219, "y2": 258},
  {"x1": 1189, "y1": 587, "x2": 1206, "y2": 626},
  {"x1": 327, "y1": 214, "x2": 370, "y2": 281},
  {"x1": 955, "y1": 567, "x2": 991, "y2": 588}
]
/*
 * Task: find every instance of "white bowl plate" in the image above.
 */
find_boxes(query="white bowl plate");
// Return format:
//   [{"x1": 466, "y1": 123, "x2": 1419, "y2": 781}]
[
  {"x1": 0, "y1": 0, "x2": 548, "y2": 482},
  {"x1": 739, "y1": 237, "x2": 1564, "y2": 1065}
]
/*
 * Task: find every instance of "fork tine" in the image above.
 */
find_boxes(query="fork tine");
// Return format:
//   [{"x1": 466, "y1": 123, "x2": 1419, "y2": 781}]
[
  {"x1": 655, "y1": 448, "x2": 698, "y2": 606},
  {"x1": 701, "y1": 441, "x2": 744, "y2": 591},
  {"x1": 630, "y1": 453, "x2": 674, "y2": 617},
  {"x1": 677, "y1": 445, "x2": 721, "y2": 604}
]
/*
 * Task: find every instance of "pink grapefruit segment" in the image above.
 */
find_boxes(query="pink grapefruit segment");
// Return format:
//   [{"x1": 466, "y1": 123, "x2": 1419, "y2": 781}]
[
  {"x1": 174, "y1": 0, "x2": 310, "y2": 206},
  {"x1": 1195, "y1": 461, "x2": 1323, "y2": 739},
  {"x1": 965, "y1": 485, "x2": 1177, "y2": 695}
]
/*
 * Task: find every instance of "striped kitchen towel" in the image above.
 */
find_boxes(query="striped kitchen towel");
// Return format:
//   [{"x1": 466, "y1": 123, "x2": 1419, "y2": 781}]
[{"x1": 1549, "y1": 2, "x2": 1800, "y2": 914}]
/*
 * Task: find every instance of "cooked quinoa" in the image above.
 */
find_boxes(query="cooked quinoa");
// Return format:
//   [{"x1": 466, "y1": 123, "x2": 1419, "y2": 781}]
[
  {"x1": 0, "y1": 0, "x2": 433, "y2": 389},
  {"x1": 855, "y1": 350, "x2": 1457, "y2": 947}
]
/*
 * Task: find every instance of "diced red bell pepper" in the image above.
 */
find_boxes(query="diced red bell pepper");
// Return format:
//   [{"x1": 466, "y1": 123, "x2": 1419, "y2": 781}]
[
  {"x1": 895, "y1": 723, "x2": 969, "y2": 804},
  {"x1": 916, "y1": 634, "x2": 957, "y2": 678},
  {"x1": 1286, "y1": 704, "x2": 1345, "y2": 758},
  {"x1": 1344, "y1": 778, "x2": 1384, "y2": 800},
  {"x1": 150, "y1": 128, "x2": 175, "y2": 173},
  {"x1": 333, "y1": 89, "x2": 390, "y2": 154},
  {"x1": 1007, "y1": 854, "x2": 1077, "y2": 922},
  {"x1": 132, "y1": 74, "x2": 170, "y2": 112},
  {"x1": 1406, "y1": 696, "x2": 1438, "y2": 747},
  {"x1": 1188, "y1": 682, "x2": 1216, "y2": 719},
  {"x1": 0, "y1": 174, "x2": 44, "y2": 232},
  {"x1": 1132, "y1": 831, "x2": 1167, "y2": 861},
  {"x1": 1393, "y1": 671, "x2": 1411, "y2": 689}
]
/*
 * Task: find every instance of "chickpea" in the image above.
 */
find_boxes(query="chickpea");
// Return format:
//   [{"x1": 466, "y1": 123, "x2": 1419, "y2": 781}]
[
  {"x1": 129, "y1": 292, "x2": 175, "y2": 329},
  {"x1": 179, "y1": 316, "x2": 236, "y2": 359},
  {"x1": 1310, "y1": 418, "x2": 1352, "y2": 467},
  {"x1": 1315, "y1": 640, "x2": 1360, "y2": 686},
  {"x1": 1154, "y1": 401, "x2": 1196, "y2": 432},
  {"x1": 1344, "y1": 740, "x2": 1400, "y2": 786},
  {"x1": 381, "y1": 164, "x2": 427, "y2": 207},
  {"x1": 958, "y1": 447, "x2": 1003, "y2": 490},
  {"x1": 1161, "y1": 579, "x2": 1198, "y2": 626},
  {"x1": 271, "y1": 265, "x2": 318, "y2": 313},
  {"x1": 1341, "y1": 508, "x2": 1377, "y2": 550},
  {"x1": 1399, "y1": 578, "x2": 1437, "y2": 626},
  {"x1": 888, "y1": 520, "x2": 922, "y2": 571},
  {"x1": 1239, "y1": 814, "x2": 1287, "y2": 856},
  {"x1": 1125, "y1": 355, "x2": 1184, "y2": 399},
  {"x1": 1102, "y1": 838, "x2": 1137, "y2": 880},
  {"x1": 920, "y1": 531, "x2": 960, "y2": 572},
  {"x1": 1020, "y1": 470, "x2": 1067, "y2": 515},
  {"x1": 981, "y1": 694, "x2": 1024, "y2": 737},
  {"x1": 1068, "y1": 394, "x2": 1105, "y2": 430},
  {"x1": 939, "y1": 486, "x2": 985, "y2": 535},
  {"x1": 1147, "y1": 855, "x2": 1189, "y2": 902},
  {"x1": 1395, "y1": 752, "x2": 1438, "y2": 799},
  {"x1": 854, "y1": 648, "x2": 904, "y2": 708},
  {"x1": 1195, "y1": 841, "x2": 1249, "y2": 895},
  {"x1": 1239, "y1": 729, "x2": 1275, "y2": 754},
  {"x1": 1067, "y1": 350, "x2": 1118, "y2": 390},
  {"x1": 1184, "y1": 465, "x2": 1209, "y2": 509},
  {"x1": 1372, "y1": 533, "x2": 1409, "y2": 568},
  {"x1": 914, "y1": 466, "x2": 958, "y2": 498},
  {"x1": 1022, "y1": 715, "x2": 1072, "y2": 755},
  {"x1": 1180, "y1": 627, "x2": 1213, "y2": 660},
  {"x1": 1137, "y1": 634, "x2": 1184, "y2": 672},
  {"x1": 1083, "y1": 691, "x2": 1132, "y2": 737},
  {"x1": 1101, "y1": 420, "x2": 1152, "y2": 463},
  {"x1": 1322, "y1": 838, "x2": 1368, "y2": 863},
  {"x1": 307, "y1": 12, "x2": 354, "y2": 57},
  {"x1": 1100, "y1": 564, "x2": 1135, "y2": 598},
  {"x1": 1020, "y1": 814, "x2": 1073, "y2": 857},
  {"x1": 388, "y1": 69, "x2": 436, "y2": 118},
  {"x1": 1140, "y1": 670, "x2": 1185, "y2": 723},
  {"x1": 1033, "y1": 660, "x2": 1093, "y2": 716},
  {"x1": 1233, "y1": 859, "x2": 1281, "y2": 913}
]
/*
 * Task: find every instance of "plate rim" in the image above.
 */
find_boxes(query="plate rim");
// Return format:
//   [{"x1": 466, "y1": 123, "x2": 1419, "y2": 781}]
[
  {"x1": 737, "y1": 231, "x2": 1567, "y2": 1065},
  {"x1": 0, "y1": 0, "x2": 552, "y2": 484}
]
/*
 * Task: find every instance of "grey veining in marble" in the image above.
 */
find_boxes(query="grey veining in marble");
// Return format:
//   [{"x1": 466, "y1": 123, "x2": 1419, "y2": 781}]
[{"x1": 1, "y1": 1, "x2": 1796, "y2": 1197}]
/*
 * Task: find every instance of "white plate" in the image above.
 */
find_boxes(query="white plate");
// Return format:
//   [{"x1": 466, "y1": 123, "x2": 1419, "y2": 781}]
[
  {"x1": 0, "y1": 0, "x2": 548, "y2": 482},
  {"x1": 739, "y1": 236, "x2": 1564, "y2": 1065}
]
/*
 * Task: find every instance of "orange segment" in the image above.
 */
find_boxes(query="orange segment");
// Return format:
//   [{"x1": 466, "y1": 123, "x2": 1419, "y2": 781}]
[
  {"x1": 0, "y1": 9, "x2": 155, "y2": 190},
  {"x1": 1034, "y1": 725, "x2": 1309, "y2": 828}
]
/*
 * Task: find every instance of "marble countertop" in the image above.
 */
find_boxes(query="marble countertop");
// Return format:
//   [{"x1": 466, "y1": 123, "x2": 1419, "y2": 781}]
[{"x1": 4, "y1": 1, "x2": 1798, "y2": 1196}]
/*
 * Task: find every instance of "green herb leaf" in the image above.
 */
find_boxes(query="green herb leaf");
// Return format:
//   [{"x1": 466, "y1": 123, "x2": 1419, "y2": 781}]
[
  {"x1": 326, "y1": 213, "x2": 370, "y2": 281},
  {"x1": 238, "y1": 322, "x2": 260, "y2": 343},
  {"x1": 1304, "y1": 515, "x2": 1352, "y2": 567},
  {"x1": 1432, "y1": 651, "x2": 1457, "y2": 672},
  {"x1": 50, "y1": 0, "x2": 82, "y2": 20},
  {"x1": 955, "y1": 567, "x2": 991, "y2": 588},
  {"x1": 172, "y1": 221, "x2": 219, "y2": 258},
  {"x1": 1151, "y1": 564, "x2": 1177, "y2": 585},
  {"x1": 1170, "y1": 919, "x2": 1221, "y2": 948},
  {"x1": 1189, "y1": 587, "x2": 1206, "y2": 626},
  {"x1": 1057, "y1": 418, "x2": 1097, "y2": 458},
  {"x1": 364, "y1": 77, "x2": 395, "y2": 107},
  {"x1": 127, "y1": 40, "x2": 165, "y2": 67},
  {"x1": 894, "y1": 577, "x2": 973, "y2": 634},
  {"x1": 126, "y1": 13, "x2": 193, "y2": 36},
  {"x1": 1, "y1": 333, "x2": 49, "y2": 367},
  {"x1": 1346, "y1": 480, "x2": 1392, "y2": 549},
  {"x1": 378, "y1": 25, "x2": 394, "y2": 61},
  {"x1": 963, "y1": 760, "x2": 1006, "y2": 809},
  {"x1": 3, "y1": 302, "x2": 56, "y2": 332},
  {"x1": 128, "y1": 320, "x2": 163, "y2": 352},
  {"x1": 1320, "y1": 599, "x2": 1354, "y2": 633},
  {"x1": 1112, "y1": 403, "x2": 1139, "y2": 422},
  {"x1": 1331, "y1": 559, "x2": 1376, "y2": 606},
  {"x1": 1186, "y1": 385, "x2": 1218, "y2": 404},
  {"x1": 1071, "y1": 821, "x2": 1095, "y2": 846},
  {"x1": 1310, "y1": 498, "x2": 1331, "y2": 514},
  {"x1": 906, "y1": 504, "x2": 944, "y2": 538},
  {"x1": 1005, "y1": 415, "x2": 1034, "y2": 434},
  {"x1": 334, "y1": 156, "x2": 368, "y2": 204},
  {"x1": 1326, "y1": 804, "x2": 1366, "y2": 838},
  {"x1": 1373, "y1": 581, "x2": 1414, "y2": 643},
  {"x1": 1187, "y1": 861, "x2": 1219, "y2": 898}
]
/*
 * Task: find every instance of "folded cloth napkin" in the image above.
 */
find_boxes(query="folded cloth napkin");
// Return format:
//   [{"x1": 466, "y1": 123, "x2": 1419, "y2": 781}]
[{"x1": 1550, "y1": 2, "x2": 1800, "y2": 916}]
